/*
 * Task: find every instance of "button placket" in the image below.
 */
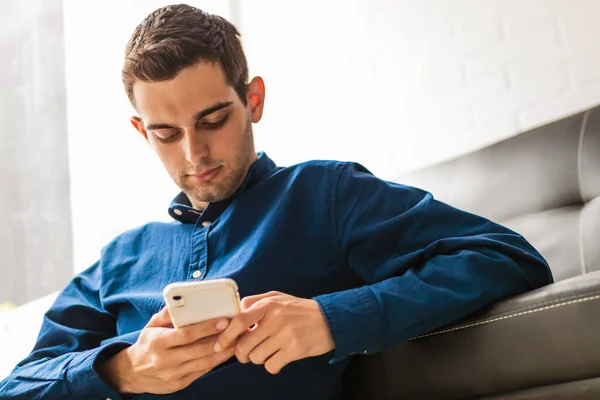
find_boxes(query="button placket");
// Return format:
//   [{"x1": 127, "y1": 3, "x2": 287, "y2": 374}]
[{"x1": 188, "y1": 216, "x2": 207, "y2": 281}]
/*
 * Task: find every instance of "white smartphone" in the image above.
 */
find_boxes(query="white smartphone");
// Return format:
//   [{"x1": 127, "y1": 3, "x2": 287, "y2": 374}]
[{"x1": 162, "y1": 278, "x2": 241, "y2": 328}]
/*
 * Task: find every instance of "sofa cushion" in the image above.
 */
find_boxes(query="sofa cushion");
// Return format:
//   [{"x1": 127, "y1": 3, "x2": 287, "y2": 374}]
[{"x1": 342, "y1": 271, "x2": 600, "y2": 399}]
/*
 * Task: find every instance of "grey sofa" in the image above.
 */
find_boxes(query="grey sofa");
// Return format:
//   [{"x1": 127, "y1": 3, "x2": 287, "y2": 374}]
[{"x1": 342, "y1": 106, "x2": 600, "y2": 399}]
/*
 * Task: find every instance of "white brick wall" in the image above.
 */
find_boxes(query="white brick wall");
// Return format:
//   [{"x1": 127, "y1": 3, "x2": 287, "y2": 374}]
[{"x1": 240, "y1": 0, "x2": 600, "y2": 179}]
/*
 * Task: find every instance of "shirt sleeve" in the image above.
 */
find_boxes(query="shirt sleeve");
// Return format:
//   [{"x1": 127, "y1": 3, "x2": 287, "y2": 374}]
[
  {"x1": 313, "y1": 162, "x2": 553, "y2": 362},
  {"x1": 0, "y1": 259, "x2": 136, "y2": 400}
]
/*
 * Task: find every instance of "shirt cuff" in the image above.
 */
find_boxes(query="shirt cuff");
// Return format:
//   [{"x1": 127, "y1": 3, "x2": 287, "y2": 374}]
[
  {"x1": 66, "y1": 341, "x2": 132, "y2": 400},
  {"x1": 313, "y1": 285, "x2": 385, "y2": 363}
]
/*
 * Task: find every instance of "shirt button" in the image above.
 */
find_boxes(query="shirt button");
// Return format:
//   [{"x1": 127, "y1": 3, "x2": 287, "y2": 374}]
[
  {"x1": 202, "y1": 220, "x2": 211, "y2": 227},
  {"x1": 192, "y1": 270, "x2": 202, "y2": 279},
  {"x1": 173, "y1": 209, "x2": 183, "y2": 216}
]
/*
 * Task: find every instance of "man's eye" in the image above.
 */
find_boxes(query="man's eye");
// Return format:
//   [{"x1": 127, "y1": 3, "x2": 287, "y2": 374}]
[
  {"x1": 154, "y1": 130, "x2": 182, "y2": 143},
  {"x1": 201, "y1": 114, "x2": 229, "y2": 130}
]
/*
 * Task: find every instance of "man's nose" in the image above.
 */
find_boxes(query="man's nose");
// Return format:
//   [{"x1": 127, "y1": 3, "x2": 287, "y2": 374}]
[{"x1": 183, "y1": 130, "x2": 209, "y2": 164}]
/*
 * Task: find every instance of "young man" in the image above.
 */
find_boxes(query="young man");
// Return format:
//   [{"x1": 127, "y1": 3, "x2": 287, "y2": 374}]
[{"x1": 0, "y1": 4, "x2": 552, "y2": 400}]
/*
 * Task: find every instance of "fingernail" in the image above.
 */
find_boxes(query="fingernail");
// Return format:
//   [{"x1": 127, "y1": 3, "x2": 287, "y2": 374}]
[
  {"x1": 216, "y1": 320, "x2": 229, "y2": 331},
  {"x1": 213, "y1": 342, "x2": 222, "y2": 353}
]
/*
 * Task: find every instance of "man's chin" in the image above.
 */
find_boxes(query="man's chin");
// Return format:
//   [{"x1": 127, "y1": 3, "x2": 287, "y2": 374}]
[
  {"x1": 180, "y1": 170, "x2": 245, "y2": 205},
  {"x1": 184, "y1": 187, "x2": 233, "y2": 205}
]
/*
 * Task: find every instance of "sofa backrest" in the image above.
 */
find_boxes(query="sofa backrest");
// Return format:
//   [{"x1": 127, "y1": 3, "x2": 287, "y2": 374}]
[
  {"x1": 400, "y1": 106, "x2": 600, "y2": 282},
  {"x1": 341, "y1": 105, "x2": 600, "y2": 398}
]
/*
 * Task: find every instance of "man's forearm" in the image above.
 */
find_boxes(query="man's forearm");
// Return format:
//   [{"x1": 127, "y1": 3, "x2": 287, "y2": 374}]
[{"x1": 0, "y1": 343, "x2": 130, "y2": 400}]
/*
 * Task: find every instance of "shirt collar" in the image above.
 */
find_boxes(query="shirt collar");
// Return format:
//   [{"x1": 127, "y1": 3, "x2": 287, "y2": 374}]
[{"x1": 168, "y1": 152, "x2": 276, "y2": 223}]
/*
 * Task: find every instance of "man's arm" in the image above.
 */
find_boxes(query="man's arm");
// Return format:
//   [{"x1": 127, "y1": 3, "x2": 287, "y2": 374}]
[
  {"x1": 313, "y1": 162, "x2": 553, "y2": 362},
  {"x1": 0, "y1": 260, "x2": 131, "y2": 400},
  {"x1": 0, "y1": 257, "x2": 237, "y2": 400}
]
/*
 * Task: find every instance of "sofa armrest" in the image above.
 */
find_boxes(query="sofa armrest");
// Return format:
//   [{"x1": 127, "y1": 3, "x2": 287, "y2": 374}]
[{"x1": 342, "y1": 270, "x2": 600, "y2": 400}]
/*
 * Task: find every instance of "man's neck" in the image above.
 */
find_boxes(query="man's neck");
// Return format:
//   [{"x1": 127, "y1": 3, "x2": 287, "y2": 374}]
[{"x1": 191, "y1": 200, "x2": 209, "y2": 211}]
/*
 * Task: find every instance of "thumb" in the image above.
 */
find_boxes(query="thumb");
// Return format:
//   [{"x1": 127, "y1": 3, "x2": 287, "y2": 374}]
[
  {"x1": 146, "y1": 306, "x2": 173, "y2": 328},
  {"x1": 240, "y1": 291, "x2": 280, "y2": 311}
]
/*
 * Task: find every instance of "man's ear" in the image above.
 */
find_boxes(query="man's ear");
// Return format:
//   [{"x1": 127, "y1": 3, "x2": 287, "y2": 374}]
[
  {"x1": 246, "y1": 76, "x2": 265, "y2": 123},
  {"x1": 130, "y1": 116, "x2": 149, "y2": 142}
]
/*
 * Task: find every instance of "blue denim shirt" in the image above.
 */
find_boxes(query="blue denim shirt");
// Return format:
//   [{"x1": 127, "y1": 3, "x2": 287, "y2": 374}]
[{"x1": 0, "y1": 153, "x2": 552, "y2": 400}]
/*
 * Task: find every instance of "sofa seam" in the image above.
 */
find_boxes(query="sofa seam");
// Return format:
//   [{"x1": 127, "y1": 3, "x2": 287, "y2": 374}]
[
  {"x1": 579, "y1": 204, "x2": 588, "y2": 275},
  {"x1": 577, "y1": 109, "x2": 590, "y2": 203},
  {"x1": 499, "y1": 203, "x2": 582, "y2": 227},
  {"x1": 409, "y1": 291, "x2": 600, "y2": 340}
]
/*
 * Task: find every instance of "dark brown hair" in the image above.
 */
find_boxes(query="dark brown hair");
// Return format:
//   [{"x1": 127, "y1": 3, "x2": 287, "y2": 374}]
[{"x1": 122, "y1": 4, "x2": 249, "y2": 107}]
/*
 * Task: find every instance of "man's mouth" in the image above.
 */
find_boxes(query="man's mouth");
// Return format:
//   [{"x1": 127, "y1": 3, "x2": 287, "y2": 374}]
[{"x1": 185, "y1": 166, "x2": 222, "y2": 183}]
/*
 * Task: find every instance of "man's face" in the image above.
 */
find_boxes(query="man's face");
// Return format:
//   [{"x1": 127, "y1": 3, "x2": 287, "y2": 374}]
[{"x1": 131, "y1": 62, "x2": 264, "y2": 209}]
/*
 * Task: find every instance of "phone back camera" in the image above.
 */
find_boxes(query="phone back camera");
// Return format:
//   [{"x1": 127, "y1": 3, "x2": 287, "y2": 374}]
[{"x1": 172, "y1": 295, "x2": 185, "y2": 307}]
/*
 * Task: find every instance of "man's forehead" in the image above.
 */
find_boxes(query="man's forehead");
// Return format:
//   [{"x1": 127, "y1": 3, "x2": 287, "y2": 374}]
[{"x1": 132, "y1": 63, "x2": 236, "y2": 121}]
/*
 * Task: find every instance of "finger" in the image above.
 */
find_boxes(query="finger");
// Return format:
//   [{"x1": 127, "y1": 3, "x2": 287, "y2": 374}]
[
  {"x1": 240, "y1": 291, "x2": 281, "y2": 311},
  {"x1": 163, "y1": 318, "x2": 230, "y2": 348},
  {"x1": 179, "y1": 345, "x2": 236, "y2": 377},
  {"x1": 214, "y1": 306, "x2": 267, "y2": 353},
  {"x1": 247, "y1": 336, "x2": 281, "y2": 365},
  {"x1": 264, "y1": 350, "x2": 289, "y2": 375},
  {"x1": 167, "y1": 336, "x2": 217, "y2": 364},
  {"x1": 235, "y1": 325, "x2": 271, "y2": 363},
  {"x1": 146, "y1": 306, "x2": 173, "y2": 328}
]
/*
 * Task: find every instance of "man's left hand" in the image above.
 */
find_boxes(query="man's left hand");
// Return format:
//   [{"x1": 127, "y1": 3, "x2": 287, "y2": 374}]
[{"x1": 213, "y1": 291, "x2": 335, "y2": 374}]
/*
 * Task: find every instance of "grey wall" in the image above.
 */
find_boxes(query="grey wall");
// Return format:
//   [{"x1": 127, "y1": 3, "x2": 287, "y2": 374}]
[{"x1": 0, "y1": 0, "x2": 72, "y2": 306}]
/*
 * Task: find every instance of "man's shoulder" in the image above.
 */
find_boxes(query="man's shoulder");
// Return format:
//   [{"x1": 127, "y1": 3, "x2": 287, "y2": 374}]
[
  {"x1": 273, "y1": 159, "x2": 375, "y2": 184},
  {"x1": 275, "y1": 159, "x2": 354, "y2": 179}
]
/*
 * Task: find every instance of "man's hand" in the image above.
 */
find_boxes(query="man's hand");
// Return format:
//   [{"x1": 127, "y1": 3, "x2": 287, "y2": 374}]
[
  {"x1": 98, "y1": 307, "x2": 235, "y2": 394},
  {"x1": 214, "y1": 291, "x2": 335, "y2": 375}
]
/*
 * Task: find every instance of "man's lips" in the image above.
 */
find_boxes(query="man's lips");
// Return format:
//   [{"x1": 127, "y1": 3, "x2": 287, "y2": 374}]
[{"x1": 185, "y1": 166, "x2": 222, "y2": 183}]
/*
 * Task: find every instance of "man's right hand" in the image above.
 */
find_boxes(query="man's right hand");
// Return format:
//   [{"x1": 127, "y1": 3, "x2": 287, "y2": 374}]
[{"x1": 99, "y1": 307, "x2": 235, "y2": 395}]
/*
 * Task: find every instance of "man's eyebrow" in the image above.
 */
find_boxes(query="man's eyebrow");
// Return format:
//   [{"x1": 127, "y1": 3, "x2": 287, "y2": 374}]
[
  {"x1": 145, "y1": 101, "x2": 234, "y2": 131},
  {"x1": 192, "y1": 101, "x2": 233, "y2": 122}
]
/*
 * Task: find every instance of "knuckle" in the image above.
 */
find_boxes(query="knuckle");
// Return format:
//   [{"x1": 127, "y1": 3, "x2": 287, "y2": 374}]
[
  {"x1": 140, "y1": 340, "x2": 153, "y2": 354},
  {"x1": 237, "y1": 313, "x2": 253, "y2": 327},
  {"x1": 227, "y1": 321, "x2": 246, "y2": 338},
  {"x1": 264, "y1": 298, "x2": 277, "y2": 307},
  {"x1": 145, "y1": 334, "x2": 161, "y2": 350},
  {"x1": 288, "y1": 332, "x2": 300, "y2": 347},
  {"x1": 177, "y1": 328, "x2": 194, "y2": 343},
  {"x1": 271, "y1": 306, "x2": 283, "y2": 318},
  {"x1": 254, "y1": 298, "x2": 271, "y2": 310},
  {"x1": 240, "y1": 297, "x2": 254, "y2": 309},
  {"x1": 150, "y1": 354, "x2": 165, "y2": 369},
  {"x1": 235, "y1": 340, "x2": 249, "y2": 356},
  {"x1": 152, "y1": 358, "x2": 167, "y2": 370}
]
